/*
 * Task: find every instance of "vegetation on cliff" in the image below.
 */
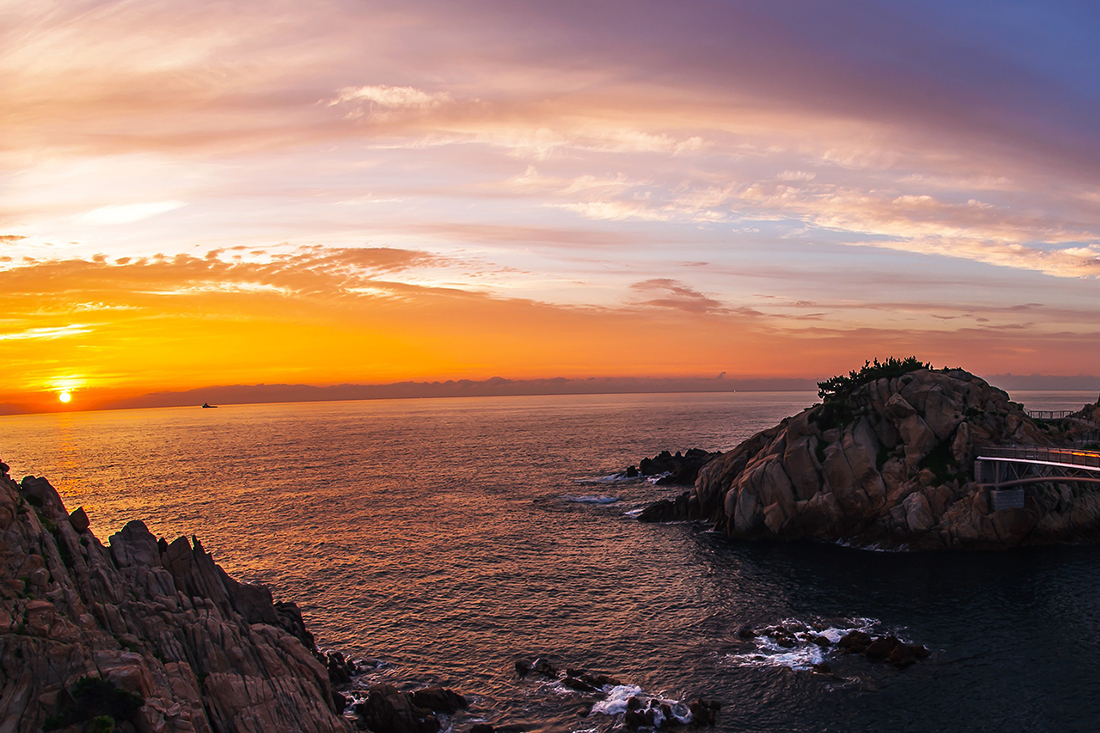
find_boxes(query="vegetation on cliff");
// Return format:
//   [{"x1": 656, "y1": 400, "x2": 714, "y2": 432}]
[{"x1": 816, "y1": 357, "x2": 930, "y2": 402}]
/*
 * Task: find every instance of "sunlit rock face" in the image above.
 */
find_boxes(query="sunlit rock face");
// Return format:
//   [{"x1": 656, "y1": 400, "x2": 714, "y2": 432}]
[
  {"x1": 0, "y1": 465, "x2": 350, "y2": 733},
  {"x1": 645, "y1": 369, "x2": 1100, "y2": 550}
]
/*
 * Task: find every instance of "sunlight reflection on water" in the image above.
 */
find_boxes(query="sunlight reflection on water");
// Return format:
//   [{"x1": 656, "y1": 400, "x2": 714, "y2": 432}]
[{"x1": 2, "y1": 390, "x2": 1099, "y2": 732}]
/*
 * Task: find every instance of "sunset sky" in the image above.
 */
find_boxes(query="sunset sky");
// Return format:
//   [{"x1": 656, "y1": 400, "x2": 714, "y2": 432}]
[{"x1": 4, "y1": 0, "x2": 1100, "y2": 412}]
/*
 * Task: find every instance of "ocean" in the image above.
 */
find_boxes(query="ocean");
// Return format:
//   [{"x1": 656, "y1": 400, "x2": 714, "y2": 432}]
[{"x1": 2, "y1": 390, "x2": 1099, "y2": 732}]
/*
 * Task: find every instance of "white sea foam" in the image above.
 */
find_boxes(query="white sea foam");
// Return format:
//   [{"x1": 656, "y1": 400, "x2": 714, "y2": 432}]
[
  {"x1": 590, "y1": 685, "x2": 644, "y2": 715},
  {"x1": 563, "y1": 495, "x2": 620, "y2": 504},
  {"x1": 724, "y1": 617, "x2": 882, "y2": 672},
  {"x1": 574, "y1": 473, "x2": 638, "y2": 484},
  {"x1": 588, "y1": 685, "x2": 693, "y2": 726}
]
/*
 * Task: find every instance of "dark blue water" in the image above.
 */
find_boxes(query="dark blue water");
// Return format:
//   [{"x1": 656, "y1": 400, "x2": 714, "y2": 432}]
[{"x1": 1, "y1": 391, "x2": 1097, "y2": 732}]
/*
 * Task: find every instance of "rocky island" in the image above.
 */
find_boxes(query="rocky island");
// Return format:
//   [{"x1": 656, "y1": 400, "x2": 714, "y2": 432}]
[{"x1": 641, "y1": 360, "x2": 1100, "y2": 550}]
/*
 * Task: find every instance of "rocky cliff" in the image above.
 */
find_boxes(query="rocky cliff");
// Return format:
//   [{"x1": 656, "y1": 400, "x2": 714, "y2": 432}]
[
  {"x1": 0, "y1": 463, "x2": 351, "y2": 733},
  {"x1": 641, "y1": 368, "x2": 1100, "y2": 550}
]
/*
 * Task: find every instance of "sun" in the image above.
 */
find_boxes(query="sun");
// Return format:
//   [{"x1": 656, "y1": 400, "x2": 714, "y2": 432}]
[{"x1": 58, "y1": 391, "x2": 72, "y2": 403}]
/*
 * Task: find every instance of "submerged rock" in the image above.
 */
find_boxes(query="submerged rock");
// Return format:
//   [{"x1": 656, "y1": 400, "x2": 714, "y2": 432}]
[
  {"x1": 639, "y1": 367, "x2": 1100, "y2": 549},
  {"x1": 0, "y1": 463, "x2": 351, "y2": 733}
]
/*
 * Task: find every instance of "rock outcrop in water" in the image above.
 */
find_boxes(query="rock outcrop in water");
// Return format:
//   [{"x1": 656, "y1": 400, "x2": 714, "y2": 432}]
[
  {"x1": 641, "y1": 367, "x2": 1100, "y2": 549},
  {"x1": 0, "y1": 462, "x2": 351, "y2": 732},
  {"x1": 626, "y1": 449, "x2": 723, "y2": 486}
]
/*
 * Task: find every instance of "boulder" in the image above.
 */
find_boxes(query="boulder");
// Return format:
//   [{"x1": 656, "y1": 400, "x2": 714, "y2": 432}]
[
  {"x1": 411, "y1": 686, "x2": 467, "y2": 714},
  {"x1": 837, "y1": 631, "x2": 872, "y2": 653},
  {"x1": 356, "y1": 684, "x2": 441, "y2": 733},
  {"x1": 863, "y1": 635, "x2": 900, "y2": 661},
  {"x1": 887, "y1": 642, "x2": 930, "y2": 668}
]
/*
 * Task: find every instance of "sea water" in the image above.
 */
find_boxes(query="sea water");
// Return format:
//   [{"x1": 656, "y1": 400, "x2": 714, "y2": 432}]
[{"x1": 2, "y1": 390, "x2": 1099, "y2": 732}]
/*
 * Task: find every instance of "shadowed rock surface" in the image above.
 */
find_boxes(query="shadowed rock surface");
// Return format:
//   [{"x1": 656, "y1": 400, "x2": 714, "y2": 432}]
[
  {"x1": 0, "y1": 463, "x2": 351, "y2": 732},
  {"x1": 640, "y1": 368, "x2": 1100, "y2": 549}
]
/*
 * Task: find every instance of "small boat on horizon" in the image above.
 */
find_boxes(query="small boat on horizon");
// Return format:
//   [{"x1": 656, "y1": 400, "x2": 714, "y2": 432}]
[{"x1": 201, "y1": 402, "x2": 218, "y2": 408}]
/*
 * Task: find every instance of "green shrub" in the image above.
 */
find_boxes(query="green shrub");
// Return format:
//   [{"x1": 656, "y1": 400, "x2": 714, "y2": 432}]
[
  {"x1": 817, "y1": 357, "x2": 930, "y2": 402},
  {"x1": 812, "y1": 399, "x2": 854, "y2": 431},
  {"x1": 89, "y1": 716, "x2": 116, "y2": 733}
]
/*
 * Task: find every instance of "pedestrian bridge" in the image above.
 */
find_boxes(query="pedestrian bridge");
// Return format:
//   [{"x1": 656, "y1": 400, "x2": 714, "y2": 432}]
[{"x1": 974, "y1": 445, "x2": 1100, "y2": 510}]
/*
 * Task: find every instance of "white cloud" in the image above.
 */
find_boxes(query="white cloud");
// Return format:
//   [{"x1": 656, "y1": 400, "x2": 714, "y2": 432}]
[
  {"x1": 77, "y1": 201, "x2": 186, "y2": 225},
  {"x1": 777, "y1": 170, "x2": 816, "y2": 181},
  {"x1": 330, "y1": 85, "x2": 451, "y2": 109}
]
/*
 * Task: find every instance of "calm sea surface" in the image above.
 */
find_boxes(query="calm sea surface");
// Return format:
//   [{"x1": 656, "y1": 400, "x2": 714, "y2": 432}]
[{"x1": 2, "y1": 390, "x2": 1099, "y2": 732}]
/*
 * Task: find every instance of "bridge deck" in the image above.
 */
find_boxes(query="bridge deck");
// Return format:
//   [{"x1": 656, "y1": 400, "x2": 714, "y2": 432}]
[{"x1": 976, "y1": 446, "x2": 1100, "y2": 473}]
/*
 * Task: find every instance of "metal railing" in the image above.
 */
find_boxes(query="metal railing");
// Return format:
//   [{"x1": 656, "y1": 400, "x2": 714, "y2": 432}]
[
  {"x1": 1026, "y1": 409, "x2": 1076, "y2": 420},
  {"x1": 977, "y1": 445, "x2": 1100, "y2": 470}
]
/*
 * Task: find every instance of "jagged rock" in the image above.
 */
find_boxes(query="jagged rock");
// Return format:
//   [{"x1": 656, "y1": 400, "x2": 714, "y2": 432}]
[
  {"x1": 688, "y1": 699, "x2": 721, "y2": 727},
  {"x1": 68, "y1": 506, "x2": 90, "y2": 533},
  {"x1": 325, "y1": 649, "x2": 358, "y2": 685},
  {"x1": 356, "y1": 684, "x2": 442, "y2": 733},
  {"x1": 863, "y1": 635, "x2": 900, "y2": 661},
  {"x1": 837, "y1": 631, "x2": 872, "y2": 653},
  {"x1": 639, "y1": 368, "x2": 1100, "y2": 549},
  {"x1": 887, "y1": 642, "x2": 930, "y2": 668},
  {"x1": 634, "y1": 449, "x2": 722, "y2": 485},
  {"x1": 0, "y1": 464, "x2": 351, "y2": 733},
  {"x1": 562, "y1": 676, "x2": 600, "y2": 693},
  {"x1": 20, "y1": 475, "x2": 66, "y2": 518},
  {"x1": 411, "y1": 686, "x2": 467, "y2": 714},
  {"x1": 532, "y1": 657, "x2": 556, "y2": 677}
]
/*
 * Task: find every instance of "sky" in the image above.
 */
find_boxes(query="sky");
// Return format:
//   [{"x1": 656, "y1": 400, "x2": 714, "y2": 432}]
[{"x1": 3, "y1": 0, "x2": 1100, "y2": 412}]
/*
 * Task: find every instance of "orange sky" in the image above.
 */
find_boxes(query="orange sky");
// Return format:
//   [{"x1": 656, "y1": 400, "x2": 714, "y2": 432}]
[{"x1": 4, "y1": 1, "x2": 1100, "y2": 413}]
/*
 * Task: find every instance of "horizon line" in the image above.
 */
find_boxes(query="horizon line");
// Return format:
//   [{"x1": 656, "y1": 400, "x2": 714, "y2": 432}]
[{"x1": 3, "y1": 371, "x2": 1100, "y2": 417}]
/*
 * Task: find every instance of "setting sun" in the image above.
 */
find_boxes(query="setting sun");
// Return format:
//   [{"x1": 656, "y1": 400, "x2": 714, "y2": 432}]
[{"x1": 58, "y1": 391, "x2": 72, "y2": 403}]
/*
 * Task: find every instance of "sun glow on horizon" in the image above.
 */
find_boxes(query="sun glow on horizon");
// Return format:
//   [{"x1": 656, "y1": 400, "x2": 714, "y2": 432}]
[{"x1": 58, "y1": 391, "x2": 72, "y2": 403}]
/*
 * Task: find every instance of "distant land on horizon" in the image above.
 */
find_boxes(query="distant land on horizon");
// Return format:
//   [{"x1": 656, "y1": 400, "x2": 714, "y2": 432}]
[
  {"x1": 3, "y1": 371, "x2": 1099, "y2": 416},
  {"x1": 105, "y1": 375, "x2": 818, "y2": 412}
]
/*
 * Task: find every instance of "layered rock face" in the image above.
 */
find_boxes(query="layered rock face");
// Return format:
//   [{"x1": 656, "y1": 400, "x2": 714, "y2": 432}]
[
  {"x1": 643, "y1": 369, "x2": 1100, "y2": 549},
  {"x1": 0, "y1": 464, "x2": 350, "y2": 732}
]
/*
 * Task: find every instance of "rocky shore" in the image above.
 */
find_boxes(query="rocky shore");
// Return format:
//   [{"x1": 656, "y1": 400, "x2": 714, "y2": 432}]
[
  {"x1": 640, "y1": 367, "x2": 1100, "y2": 549},
  {"x1": 0, "y1": 460, "x2": 360, "y2": 733}
]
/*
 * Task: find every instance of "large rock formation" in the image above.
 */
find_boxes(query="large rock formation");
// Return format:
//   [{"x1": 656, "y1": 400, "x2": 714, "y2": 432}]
[
  {"x1": 0, "y1": 461, "x2": 351, "y2": 733},
  {"x1": 641, "y1": 368, "x2": 1100, "y2": 550}
]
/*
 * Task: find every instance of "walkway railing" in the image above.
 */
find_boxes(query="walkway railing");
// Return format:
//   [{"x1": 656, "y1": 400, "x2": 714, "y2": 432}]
[
  {"x1": 1026, "y1": 409, "x2": 1076, "y2": 420},
  {"x1": 977, "y1": 445, "x2": 1100, "y2": 471}
]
